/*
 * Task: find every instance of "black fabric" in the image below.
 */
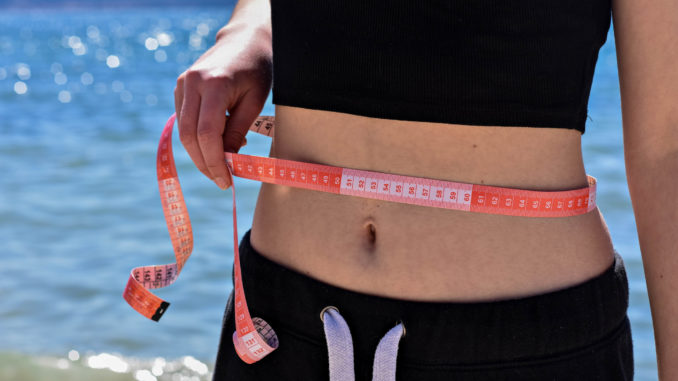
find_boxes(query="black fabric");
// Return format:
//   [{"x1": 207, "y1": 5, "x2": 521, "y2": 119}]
[
  {"x1": 270, "y1": 0, "x2": 612, "y2": 134},
  {"x1": 212, "y1": 229, "x2": 633, "y2": 380}
]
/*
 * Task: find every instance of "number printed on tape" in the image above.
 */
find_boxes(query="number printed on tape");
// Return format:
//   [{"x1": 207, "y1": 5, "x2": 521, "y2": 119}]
[{"x1": 124, "y1": 113, "x2": 598, "y2": 365}]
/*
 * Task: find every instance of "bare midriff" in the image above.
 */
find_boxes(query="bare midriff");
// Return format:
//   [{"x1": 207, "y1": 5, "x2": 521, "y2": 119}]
[{"x1": 249, "y1": 105, "x2": 615, "y2": 302}]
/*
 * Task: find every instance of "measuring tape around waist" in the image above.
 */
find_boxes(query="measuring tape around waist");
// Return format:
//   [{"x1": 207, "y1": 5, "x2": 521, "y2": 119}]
[{"x1": 123, "y1": 113, "x2": 597, "y2": 363}]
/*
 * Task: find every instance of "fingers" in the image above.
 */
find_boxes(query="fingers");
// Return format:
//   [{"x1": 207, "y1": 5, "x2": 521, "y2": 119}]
[
  {"x1": 178, "y1": 75, "x2": 214, "y2": 181},
  {"x1": 173, "y1": 79, "x2": 183, "y2": 123},
  {"x1": 223, "y1": 89, "x2": 264, "y2": 155},
  {"x1": 197, "y1": 87, "x2": 230, "y2": 189},
  {"x1": 174, "y1": 70, "x2": 264, "y2": 191}
]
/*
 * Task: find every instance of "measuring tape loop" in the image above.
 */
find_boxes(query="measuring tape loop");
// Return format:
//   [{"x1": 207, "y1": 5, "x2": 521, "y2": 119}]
[{"x1": 123, "y1": 113, "x2": 597, "y2": 363}]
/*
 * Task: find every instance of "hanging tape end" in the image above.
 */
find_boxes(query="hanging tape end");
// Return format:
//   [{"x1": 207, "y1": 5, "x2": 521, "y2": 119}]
[{"x1": 151, "y1": 301, "x2": 170, "y2": 322}]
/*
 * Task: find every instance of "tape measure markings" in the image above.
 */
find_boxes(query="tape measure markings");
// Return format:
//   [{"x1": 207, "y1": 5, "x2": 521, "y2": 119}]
[
  {"x1": 123, "y1": 113, "x2": 598, "y2": 362},
  {"x1": 225, "y1": 154, "x2": 595, "y2": 218}
]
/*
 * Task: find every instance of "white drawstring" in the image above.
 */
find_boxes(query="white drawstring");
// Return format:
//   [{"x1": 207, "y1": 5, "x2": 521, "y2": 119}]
[
  {"x1": 322, "y1": 306, "x2": 356, "y2": 381},
  {"x1": 371, "y1": 323, "x2": 405, "y2": 381},
  {"x1": 321, "y1": 306, "x2": 405, "y2": 381}
]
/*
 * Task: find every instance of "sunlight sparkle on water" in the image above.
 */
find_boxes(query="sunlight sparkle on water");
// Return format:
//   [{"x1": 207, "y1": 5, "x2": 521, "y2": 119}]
[
  {"x1": 135, "y1": 369, "x2": 157, "y2": 381},
  {"x1": 189, "y1": 34, "x2": 203, "y2": 50},
  {"x1": 14, "y1": 81, "x2": 27, "y2": 94},
  {"x1": 65, "y1": 35, "x2": 87, "y2": 56},
  {"x1": 16, "y1": 64, "x2": 31, "y2": 80},
  {"x1": 68, "y1": 350, "x2": 80, "y2": 361},
  {"x1": 56, "y1": 358, "x2": 70, "y2": 369},
  {"x1": 87, "y1": 25, "x2": 100, "y2": 40},
  {"x1": 86, "y1": 352, "x2": 129, "y2": 373},
  {"x1": 152, "y1": 357, "x2": 166, "y2": 376},
  {"x1": 181, "y1": 356, "x2": 208, "y2": 376},
  {"x1": 54, "y1": 72, "x2": 67, "y2": 85},
  {"x1": 81, "y1": 72, "x2": 94, "y2": 85},
  {"x1": 157, "y1": 32, "x2": 173, "y2": 46},
  {"x1": 58, "y1": 90, "x2": 72, "y2": 103},
  {"x1": 67, "y1": 35, "x2": 81, "y2": 48},
  {"x1": 73, "y1": 43, "x2": 87, "y2": 56},
  {"x1": 107, "y1": 55, "x2": 121, "y2": 68},
  {"x1": 155, "y1": 49, "x2": 167, "y2": 62},
  {"x1": 196, "y1": 23, "x2": 209, "y2": 36},
  {"x1": 145, "y1": 37, "x2": 159, "y2": 51}
]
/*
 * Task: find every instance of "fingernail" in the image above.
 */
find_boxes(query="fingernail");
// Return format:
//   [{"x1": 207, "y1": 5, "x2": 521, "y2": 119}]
[{"x1": 215, "y1": 177, "x2": 228, "y2": 190}]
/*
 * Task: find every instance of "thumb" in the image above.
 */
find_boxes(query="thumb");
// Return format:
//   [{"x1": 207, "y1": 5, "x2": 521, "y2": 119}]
[{"x1": 222, "y1": 91, "x2": 263, "y2": 154}]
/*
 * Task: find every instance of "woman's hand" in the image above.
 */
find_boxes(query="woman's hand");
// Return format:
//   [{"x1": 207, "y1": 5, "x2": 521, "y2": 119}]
[{"x1": 174, "y1": 24, "x2": 272, "y2": 189}]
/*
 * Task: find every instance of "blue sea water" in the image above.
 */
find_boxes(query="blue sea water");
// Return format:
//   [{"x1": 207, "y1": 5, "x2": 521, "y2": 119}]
[{"x1": 0, "y1": 7, "x2": 657, "y2": 381}]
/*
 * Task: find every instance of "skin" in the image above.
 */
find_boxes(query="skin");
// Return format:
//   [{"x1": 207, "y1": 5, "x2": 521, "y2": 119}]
[
  {"x1": 175, "y1": 0, "x2": 677, "y2": 377},
  {"x1": 612, "y1": 0, "x2": 678, "y2": 378}
]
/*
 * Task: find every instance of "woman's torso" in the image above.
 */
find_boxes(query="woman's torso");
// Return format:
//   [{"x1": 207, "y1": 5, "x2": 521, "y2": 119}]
[{"x1": 249, "y1": 106, "x2": 615, "y2": 302}]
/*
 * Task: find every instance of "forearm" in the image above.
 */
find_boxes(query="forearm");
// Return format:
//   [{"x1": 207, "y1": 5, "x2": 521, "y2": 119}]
[
  {"x1": 175, "y1": 0, "x2": 272, "y2": 187},
  {"x1": 626, "y1": 149, "x2": 678, "y2": 380},
  {"x1": 217, "y1": 0, "x2": 271, "y2": 41}
]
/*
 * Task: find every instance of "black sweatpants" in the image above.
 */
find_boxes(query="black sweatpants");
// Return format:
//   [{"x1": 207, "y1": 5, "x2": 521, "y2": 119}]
[{"x1": 213, "y1": 229, "x2": 633, "y2": 380}]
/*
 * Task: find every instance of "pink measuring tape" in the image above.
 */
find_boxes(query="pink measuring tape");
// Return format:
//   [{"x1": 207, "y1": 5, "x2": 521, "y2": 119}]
[{"x1": 123, "y1": 113, "x2": 598, "y2": 363}]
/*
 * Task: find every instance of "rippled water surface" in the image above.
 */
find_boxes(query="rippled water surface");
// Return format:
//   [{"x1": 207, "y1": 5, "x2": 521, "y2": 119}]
[{"x1": 0, "y1": 7, "x2": 657, "y2": 381}]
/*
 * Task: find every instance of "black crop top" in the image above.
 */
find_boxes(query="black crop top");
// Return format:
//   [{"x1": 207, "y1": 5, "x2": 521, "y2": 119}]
[{"x1": 270, "y1": 0, "x2": 612, "y2": 134}]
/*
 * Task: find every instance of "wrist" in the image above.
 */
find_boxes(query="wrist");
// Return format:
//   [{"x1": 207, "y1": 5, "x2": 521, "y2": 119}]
[
  {"x1": 214, "y1": 23, "x2": 273, "y2": 68},
  {"x1": 216, "y1": 19, "x2": 271, "y2": 43}
]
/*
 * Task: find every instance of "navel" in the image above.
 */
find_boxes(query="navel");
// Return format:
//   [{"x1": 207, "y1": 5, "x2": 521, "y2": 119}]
[
  {"x1": 358, "y1": 217, "x2": 380, "y2": 266},
  {"x1": 366, "y1": 221, "x2": 377, "y2": 245},
  {"x1": 362, "y1": 217, "x2": 378, "y2": 250}
]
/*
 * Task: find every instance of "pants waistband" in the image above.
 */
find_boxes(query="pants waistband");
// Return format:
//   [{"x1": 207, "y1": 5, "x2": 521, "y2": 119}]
[{"x1": 236, "y1": 229, "x2": 629, "y2": 366}]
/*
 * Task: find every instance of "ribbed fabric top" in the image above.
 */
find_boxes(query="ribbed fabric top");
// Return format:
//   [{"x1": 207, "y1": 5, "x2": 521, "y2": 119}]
[{"x1": 270, "y1": 0, "x2": 612, "y2": 134}]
